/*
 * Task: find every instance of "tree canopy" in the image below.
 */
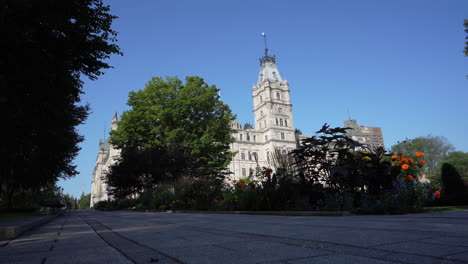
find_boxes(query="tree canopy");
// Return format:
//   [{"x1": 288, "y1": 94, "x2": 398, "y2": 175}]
[
  {"x1": 0, "y1": 0, "x2": 121, "y2": 208},
  {"x1": 107, "y1": 76, "x2": 235, "y2": 197},
  {"x1": 390, "y1": 135, "x2": 455, "y2": 178},
  {"x1": 441, "y1": 151, "x2": 468, "y2": 179}
]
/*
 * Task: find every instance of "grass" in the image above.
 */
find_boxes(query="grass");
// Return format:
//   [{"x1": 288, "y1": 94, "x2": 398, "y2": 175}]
[
  {"x1": 0, "y1": 210, "x2": 43, "y2": 222},
  {"x1": 423, "y1": 206, "x2": 468, "y2": 213}
]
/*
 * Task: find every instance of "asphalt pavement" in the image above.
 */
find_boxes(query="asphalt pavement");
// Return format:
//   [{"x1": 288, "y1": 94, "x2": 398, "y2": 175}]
[{"x1": 1, "y1": 210, "x2": 468, "y2": 264}]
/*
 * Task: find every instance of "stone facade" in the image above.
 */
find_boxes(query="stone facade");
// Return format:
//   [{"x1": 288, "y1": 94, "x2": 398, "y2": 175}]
[
  {"x1": 228, "y1": 52, "x2": 297, "y2": 179},
  {"x1": 90, "y1": 49, "x2": 298, "y2": 206},
  {"x1": 90, "y1": 113, "x2": 120, "y2": 207}
]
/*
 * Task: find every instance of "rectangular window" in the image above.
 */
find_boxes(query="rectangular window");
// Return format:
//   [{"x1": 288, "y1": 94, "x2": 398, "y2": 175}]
[
  {"x1": 253, "y1": 135, "x2": 256, "y2": 142},
  {"x1": 242, "y1": 168, "x2": 246, "y2": 177},
  {"x1": 240, "y1": 134, "x2": 243, "y2": 140},
  {"x1": 241, "y1": 152, "x2": 245, "y2": 160},
  {"x1": 265, "y1": 135, "x2": 268, "y2": 141},
  {"x1": 281, "y1": 132, "x2": 285, "y2": 140}
]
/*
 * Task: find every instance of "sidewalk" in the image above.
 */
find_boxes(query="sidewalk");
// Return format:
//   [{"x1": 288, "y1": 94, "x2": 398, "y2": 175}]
[{"x1": 0, "y1": 213, "x2": 61, "y2": 243}]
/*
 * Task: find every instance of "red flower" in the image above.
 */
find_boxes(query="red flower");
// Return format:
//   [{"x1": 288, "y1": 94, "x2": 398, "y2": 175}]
[{"x1": 417, "y1": 160, "x2": 426, "y2": 168}]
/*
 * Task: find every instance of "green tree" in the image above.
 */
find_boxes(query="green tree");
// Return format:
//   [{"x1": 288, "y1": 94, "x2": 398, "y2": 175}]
[
  {"x1": 441, "y1": 151, "x2": 468, "y2": 179},
  {"x1": 0, "y1": 0, "x2": 121, "y2": 209},
  {"x1": 107, "y1": 76, "x2": 235, "y2": 197},
  {"x1": 390, "y1": 135, "x2": 455, "y2": 178},
  {"x1": 77, "y1": 193, "x2": 91, "y2": 210},
  {"x1": 62, "y1": 194, "x2": 77, "y2": 210}
]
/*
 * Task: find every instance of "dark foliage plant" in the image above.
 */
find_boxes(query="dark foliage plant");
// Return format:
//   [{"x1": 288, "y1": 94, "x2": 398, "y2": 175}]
[{"x1": 0, "y1": 0, "x2": 121, "y2": 208}]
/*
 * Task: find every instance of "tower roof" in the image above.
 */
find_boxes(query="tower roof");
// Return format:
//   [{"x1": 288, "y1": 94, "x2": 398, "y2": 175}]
[
  {"x1": 257, "y1": 33, "x2": 282, "y2": 84},
  {"x1": 257, "y1": 53, "x2": 282, "y2": 84}
]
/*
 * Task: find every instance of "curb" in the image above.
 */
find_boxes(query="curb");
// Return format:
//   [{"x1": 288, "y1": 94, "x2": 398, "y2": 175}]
[
  {"x1": 162, "y1": 210, "x2": 353, "y2": 216},
  {"x1": 0, "y1": 214, "x2": 62, "y2": 242},
  {"x1": 96, "y1": 208, "x2": 352, "y2": 217}
]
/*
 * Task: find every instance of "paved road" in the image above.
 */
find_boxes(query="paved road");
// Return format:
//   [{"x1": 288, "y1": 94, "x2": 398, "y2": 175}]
[{"x1": 1, "y1": 210, "x2": 468, "y2": 264}]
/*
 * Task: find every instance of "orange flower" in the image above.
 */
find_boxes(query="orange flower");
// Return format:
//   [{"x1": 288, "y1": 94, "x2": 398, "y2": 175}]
[
  {"x1": 391, "y1": 164, "x2": 396, "y2": 167},
  {"x1": 417, "y1": 160, "x2": 426, "y2": 168},
  {"x1": 407, "y1": 175, "x2": 414, "y2": 181},
  {"x1": 401, "y1": 164, "x2": 409, "y2": 170},
  {"x1": 434, "y1": 190, "x2": 441, "y2": 199},
  {"x1": 400, "y1": 156, "x2": 407, "y2": 162},
  {"x1": 415, "y1": 152, "x2": 424, "y2": 157},
  {"x1": 407, "y1": 158, "x2": 414, "y2": 164},
  {"x1": 391, "y1": 155, "x2": 398, "y2": 160}
]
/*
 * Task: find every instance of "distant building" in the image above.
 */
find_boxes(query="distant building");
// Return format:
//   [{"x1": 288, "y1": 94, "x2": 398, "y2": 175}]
[
  {"x1": 344, "y1": 120, "x2": 384, "y2": 149},
  {"x1": 90, "y1": 113, "x2": 120, "y2": 208}
]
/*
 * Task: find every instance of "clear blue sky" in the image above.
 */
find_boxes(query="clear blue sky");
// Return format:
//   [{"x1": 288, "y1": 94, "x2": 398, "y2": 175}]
[{"x1": 59, "y1": 0, "x2": 468, "y2": 197}]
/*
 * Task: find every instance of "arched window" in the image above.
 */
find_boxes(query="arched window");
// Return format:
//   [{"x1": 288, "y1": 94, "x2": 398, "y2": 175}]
[
  {"x1": 275, "y1": 118, "x2": 279, "y2": 125},
  {"x1": 276, "y1": 92, "x2": 280, "y2": 99},
  {"x1": 280, "y1": 119, "x2": 283, "y2": 126}
]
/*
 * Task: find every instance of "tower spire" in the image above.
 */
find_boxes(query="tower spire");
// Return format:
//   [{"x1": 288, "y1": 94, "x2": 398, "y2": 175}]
[
  {"x1": 262, "y1": 32, "x2": 268, "y2": 56},
  {"x1": 259, "y1": 32, "x2": 276, "y2": 65}
]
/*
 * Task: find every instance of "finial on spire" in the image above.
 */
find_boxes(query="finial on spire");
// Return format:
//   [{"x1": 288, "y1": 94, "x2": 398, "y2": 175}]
[{"x1": 259, "y1": 32, "x2": 276, "y2": 65}]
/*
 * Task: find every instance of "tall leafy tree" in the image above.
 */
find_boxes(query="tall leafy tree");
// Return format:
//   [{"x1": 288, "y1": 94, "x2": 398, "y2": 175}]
[
  {"x1": 108, "y1": 76, "x2": 235, "y2": 196},
  {"x1": 77, "y1": 193, "x2": 91, "y2": 210},
  {"x1": 390, "y1": 135, "x2": 455, "y2": 178},
  {"x1": 0, "y1": 0, "x2": 121, "y2": 208}
]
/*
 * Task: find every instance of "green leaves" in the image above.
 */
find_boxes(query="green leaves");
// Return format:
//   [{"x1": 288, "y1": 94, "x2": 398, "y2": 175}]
[
  {"x1": 1, "y1": 0, "x2": 121, "y2": 208},
  {"x1": 107, "y1": 76, "x2": 235, "y2": 196}
]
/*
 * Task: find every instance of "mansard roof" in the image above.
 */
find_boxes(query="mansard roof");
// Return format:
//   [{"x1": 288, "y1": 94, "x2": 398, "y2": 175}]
[{"x1": 257, "y1": 51, "x2": 282, "y2": 84}]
